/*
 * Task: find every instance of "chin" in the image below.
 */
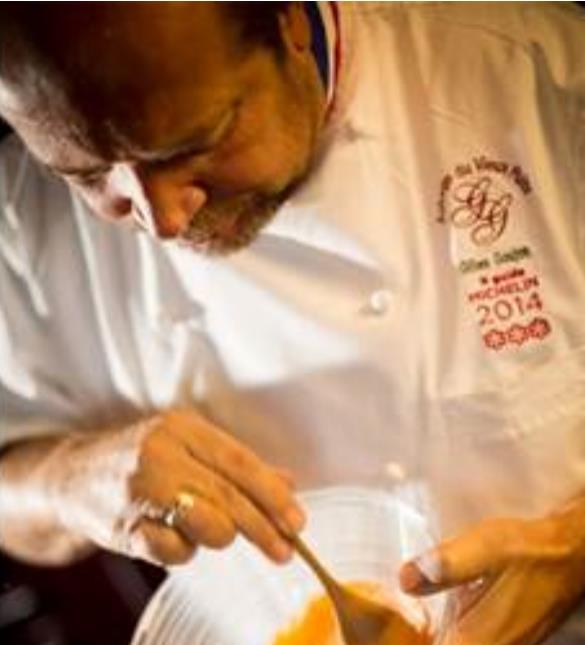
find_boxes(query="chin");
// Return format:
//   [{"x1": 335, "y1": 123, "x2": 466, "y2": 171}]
[
  {"x1": 180, "y1": 208, "x2": 277, "y2": 257},
  {"x1": 181, "y1": 233, "x2": 257, "y2": 257},
  {"x1": 178, "y1": 183, "x2": 301, "y2": 256}
]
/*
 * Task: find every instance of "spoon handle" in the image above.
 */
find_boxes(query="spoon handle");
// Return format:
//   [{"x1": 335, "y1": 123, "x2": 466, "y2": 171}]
[{"x1": 289, "y1": 534, "x2": 343, "y2": 599}]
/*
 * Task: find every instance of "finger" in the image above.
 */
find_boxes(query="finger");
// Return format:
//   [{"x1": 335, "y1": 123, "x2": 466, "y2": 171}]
[
  {"x1": 273, "y1": 466, "x2": 296, "y2": 489},
  {"x1": 175, "y1": 494, "x2": 237, "y2": 550},
  {"x1": 129, "y1": 516, "x2": 196, "y2": 566},
  {"x1": 211, "y1": 472, "x2": 294, "y2": 563},
  {"x1": 400, "y1": 518, "x2": 530, "y2": 596},
  {"x1": 135, "y1": 443, "x2": 294, "y2": 563},
  {"x1": 167, "y1": 409, "x2": 306, "y2": 533},
  {"x1": 183, "y1": 459, "x2": 294, "y2": 563}
]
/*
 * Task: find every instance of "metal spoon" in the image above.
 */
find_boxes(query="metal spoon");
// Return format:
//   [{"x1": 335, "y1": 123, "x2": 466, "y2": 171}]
[{"x1": 290, "y1": 533, "x2": 427, "y2": 645}]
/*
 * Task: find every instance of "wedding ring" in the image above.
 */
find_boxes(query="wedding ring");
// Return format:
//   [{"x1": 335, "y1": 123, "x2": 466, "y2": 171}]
[{"x1": 161, "y1": 491, "x2": 196, "y2": 530}]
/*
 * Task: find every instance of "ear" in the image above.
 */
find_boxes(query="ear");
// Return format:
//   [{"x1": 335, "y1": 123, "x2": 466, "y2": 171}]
[{"x1": 279, "y1": 2, "x2": 312, "y2": 55}]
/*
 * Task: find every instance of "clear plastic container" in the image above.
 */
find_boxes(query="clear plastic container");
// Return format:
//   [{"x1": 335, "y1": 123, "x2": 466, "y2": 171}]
[{"x1": 131, "y1": 486, "x2": 444, "y2": 645}]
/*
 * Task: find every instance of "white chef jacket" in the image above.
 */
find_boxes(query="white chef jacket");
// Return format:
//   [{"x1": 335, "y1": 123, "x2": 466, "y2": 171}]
[{"x1": 1, "y1": 2, "x2": 585, "y2": 638}]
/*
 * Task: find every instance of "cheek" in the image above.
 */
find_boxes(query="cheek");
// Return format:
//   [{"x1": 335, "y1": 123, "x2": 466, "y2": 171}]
[
  {"x1": 207, "y1": 124, "x2": 309, "y2": 193},
  {"x1": 201, "y1": 80, "x2": 313, "y2": 194}
]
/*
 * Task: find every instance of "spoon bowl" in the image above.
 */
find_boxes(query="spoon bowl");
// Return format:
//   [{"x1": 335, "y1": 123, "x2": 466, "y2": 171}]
[{"x1": 291, "y1": 534, "x2": 430, "y2": 645}]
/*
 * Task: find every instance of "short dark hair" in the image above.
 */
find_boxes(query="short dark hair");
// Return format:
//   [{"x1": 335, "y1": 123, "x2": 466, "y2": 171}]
[{"x1": 0, "y1": 3, "x2": 293, "y2": 83}]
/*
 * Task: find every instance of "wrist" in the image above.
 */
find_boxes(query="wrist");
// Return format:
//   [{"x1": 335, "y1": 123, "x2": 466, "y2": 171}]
[
  {"x1": 41, "y1": 433, "x2": 86, "y2": 532},
  {"x1": 0, "y1": 434, "x2": 94, "y2": 564}
]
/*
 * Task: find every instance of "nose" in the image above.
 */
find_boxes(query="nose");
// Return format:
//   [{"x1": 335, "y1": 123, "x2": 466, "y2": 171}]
[
  {"x1": 142, "y1": 183, "x2": 208, "y2": 239},
  {"x1": 110, "y1": 164, "x2": 208, "y2": 239}
]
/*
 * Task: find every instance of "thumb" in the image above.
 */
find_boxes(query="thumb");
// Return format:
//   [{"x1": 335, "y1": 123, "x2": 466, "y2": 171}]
[{"x1": 399, "y1": 518, "x2": 529, "y2": 596}]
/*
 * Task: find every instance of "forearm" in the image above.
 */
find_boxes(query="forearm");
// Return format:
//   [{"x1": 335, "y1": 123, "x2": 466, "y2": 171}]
[
  {"x1": 0, "y1": 435, "x2": 95, "y2": 566},
  {"x1": 0, "y1": 408, "x2": 305, "y2": 569}
]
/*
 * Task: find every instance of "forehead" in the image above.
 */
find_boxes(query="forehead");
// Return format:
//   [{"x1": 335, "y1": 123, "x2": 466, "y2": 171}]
[{"x1": 1, "y1": 3, "x2": 254, "y2": 164}]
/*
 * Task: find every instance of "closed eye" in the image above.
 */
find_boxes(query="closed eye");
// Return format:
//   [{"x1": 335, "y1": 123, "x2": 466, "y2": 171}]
[
  {"x1": 152, "y1": 101, "x2": 241, "y2": 166},
  {"x1": 67, "y1": 168, "x2": 109, "y2": 185}
]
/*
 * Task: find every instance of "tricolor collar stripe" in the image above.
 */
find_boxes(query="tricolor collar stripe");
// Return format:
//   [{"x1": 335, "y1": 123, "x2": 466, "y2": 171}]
[{"x1": 320, "y1": 1, "x2": 341, "y2": 114}]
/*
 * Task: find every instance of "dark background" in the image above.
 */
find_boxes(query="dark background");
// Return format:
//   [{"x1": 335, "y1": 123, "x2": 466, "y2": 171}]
[{"x1": 0, "y1": 551, "x2": 165, "y2": 645}]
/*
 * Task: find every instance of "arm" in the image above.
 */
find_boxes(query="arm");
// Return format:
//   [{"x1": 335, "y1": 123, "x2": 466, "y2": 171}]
[
  {"x1": 0, "y1": 409, "x2": 305, "y2": 568},
  {"x1": 0, "y1": 435, "x2": 95, "y2": 565}
]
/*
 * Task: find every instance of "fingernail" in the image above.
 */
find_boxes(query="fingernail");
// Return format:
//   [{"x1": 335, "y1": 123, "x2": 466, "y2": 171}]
[
  {"x1": 400, "y1": 553, "x2": 442, "y2": 595},
  {"x1": 400, "y1": 562, "x2": 427, "y2": 594},
  {"x1": 272, "y1": 540, "x2": 293, "y2": 564},
  {"x1": 285, "y1": 506, "x2": 306, "y2": 532}
]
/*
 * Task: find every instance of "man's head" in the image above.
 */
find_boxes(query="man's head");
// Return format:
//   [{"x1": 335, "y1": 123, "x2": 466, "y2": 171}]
[{"x1": 0, "y1": 2, "x2": 327, "y2": 254}]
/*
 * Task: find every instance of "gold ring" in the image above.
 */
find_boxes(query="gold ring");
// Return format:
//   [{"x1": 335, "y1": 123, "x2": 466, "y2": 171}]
[{"x1": 161, "y1": 491, "x2": 196, "y2": 529}]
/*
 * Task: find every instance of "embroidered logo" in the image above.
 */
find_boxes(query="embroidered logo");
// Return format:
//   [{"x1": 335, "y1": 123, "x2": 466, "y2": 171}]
[
  {"x1": 437, "y1": 156, "x2": 532, "y2": 247},
  {"x1": 437, "y1": 156, "x2": 553, "y2": 351}
]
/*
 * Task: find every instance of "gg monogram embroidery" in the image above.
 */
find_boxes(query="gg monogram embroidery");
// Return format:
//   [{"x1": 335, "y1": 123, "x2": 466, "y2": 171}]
[{"x1": 437, "y1": 156, "x2": 531, "y2": 246}]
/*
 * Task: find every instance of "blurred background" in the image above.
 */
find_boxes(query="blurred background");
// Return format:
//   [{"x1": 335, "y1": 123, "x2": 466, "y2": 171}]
[{"x1": 0, "y1": 551, "x2": 165, "y2": 645}]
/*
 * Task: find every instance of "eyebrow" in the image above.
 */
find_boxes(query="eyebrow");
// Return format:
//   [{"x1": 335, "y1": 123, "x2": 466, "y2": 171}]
[
  {"x1": 143, "y1": 104, "x2": 237, "y2": 163},
  {"x1": 50, "y1": 103, "x2": 237, "y2": 177}
]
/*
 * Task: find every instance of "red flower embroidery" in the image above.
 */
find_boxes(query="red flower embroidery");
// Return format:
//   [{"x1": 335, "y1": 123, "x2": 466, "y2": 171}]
[
  {"x1": 507, "y1": 324, "x2": 527, "y2": 345},
  {"x1": 529, "y1": 317, "x2": 551, "y2": 339},
  {"x1": 484, "y1": 328, "x2": 506, "y2": 350}
]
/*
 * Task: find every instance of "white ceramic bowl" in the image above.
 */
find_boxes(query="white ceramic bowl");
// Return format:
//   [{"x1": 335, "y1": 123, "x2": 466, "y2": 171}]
[{"x1": 131, "y1": 487, "x2": 440, "y2": 645}]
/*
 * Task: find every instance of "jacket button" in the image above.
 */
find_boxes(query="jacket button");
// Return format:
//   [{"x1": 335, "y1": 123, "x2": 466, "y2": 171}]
[{"x1": 362, "y1": 289, "x2": 391, "y2": 316}]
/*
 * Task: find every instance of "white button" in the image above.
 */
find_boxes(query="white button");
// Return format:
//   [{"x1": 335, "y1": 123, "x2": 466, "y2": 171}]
[{"x1": 364, "y1": 289, "x2": 392, "y2": 316}]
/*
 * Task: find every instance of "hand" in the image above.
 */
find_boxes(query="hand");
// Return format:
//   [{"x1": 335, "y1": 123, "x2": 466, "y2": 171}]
[
  {"x1": 399, "y1": 497, "x2": 585, "y2": 644},
  {"x1": 46, "y1": 408, "x2": 305, "y2": 566}
]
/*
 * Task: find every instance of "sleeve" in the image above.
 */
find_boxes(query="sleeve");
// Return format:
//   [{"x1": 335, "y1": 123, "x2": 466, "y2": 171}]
[
  {"x1": 0, "y1": 135, "x2": 187, "y2": 450},
  {"x1": 0, "y1": 136, "x2": 78, "y2": 449}
]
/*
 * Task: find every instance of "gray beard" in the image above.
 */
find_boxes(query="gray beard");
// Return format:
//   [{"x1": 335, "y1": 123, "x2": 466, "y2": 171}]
[{"x1": 181, "y1": 191, "x2": 286, "y2": 256}]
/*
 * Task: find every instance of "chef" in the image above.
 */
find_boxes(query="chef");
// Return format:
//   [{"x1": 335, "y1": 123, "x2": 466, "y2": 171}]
[{"x1": 0, "y1": 3, "x2": 584, "y2": 643}]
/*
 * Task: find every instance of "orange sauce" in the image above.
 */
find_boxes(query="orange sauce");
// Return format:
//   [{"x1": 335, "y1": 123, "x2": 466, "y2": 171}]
[{"x1": 273, "y1": 581, "x2": 431, "y2": 645}]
